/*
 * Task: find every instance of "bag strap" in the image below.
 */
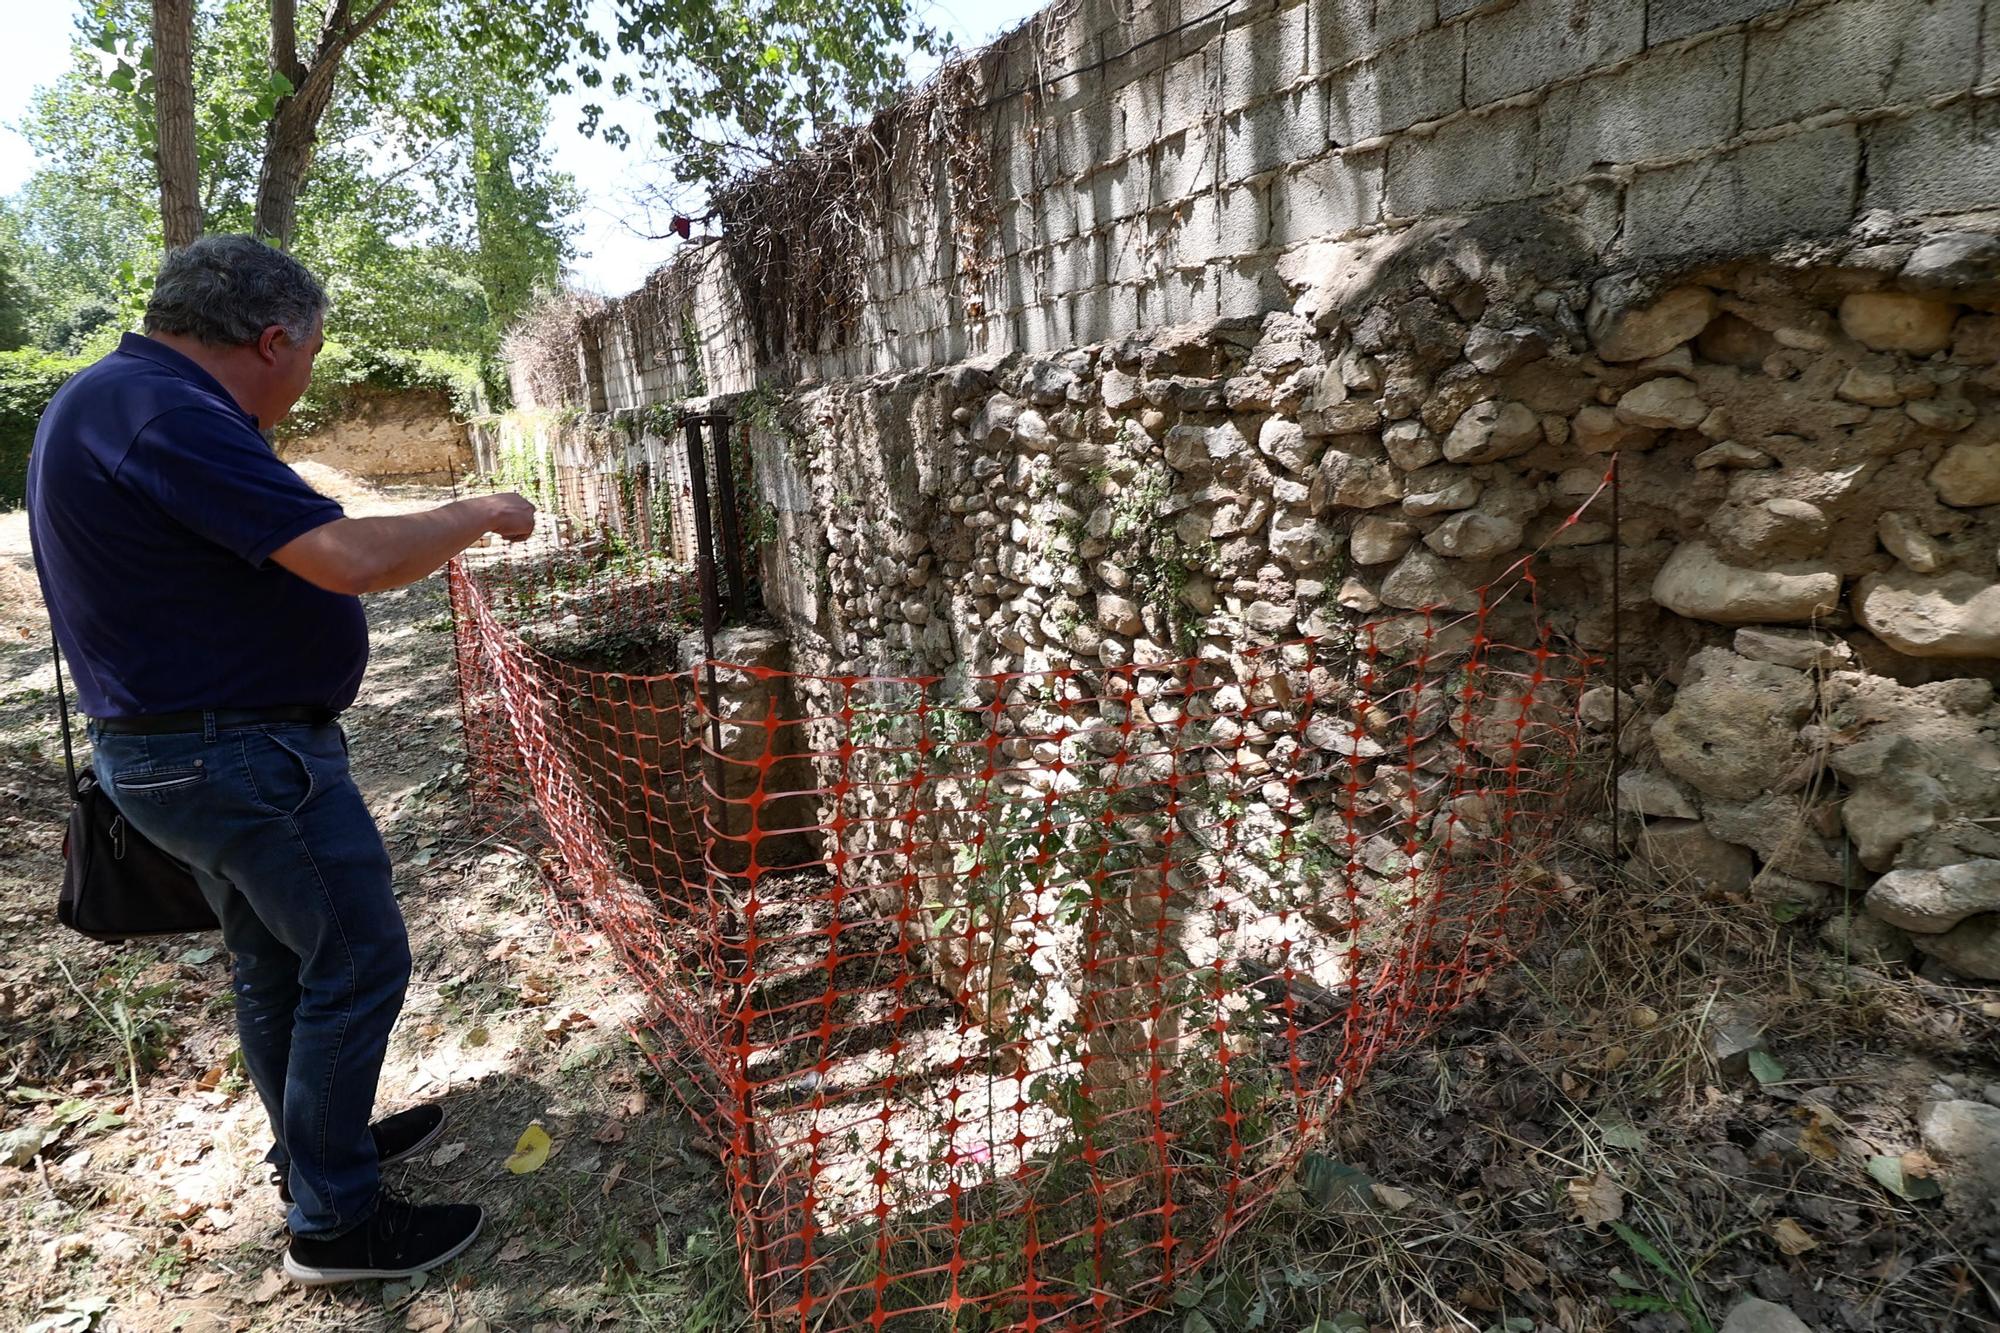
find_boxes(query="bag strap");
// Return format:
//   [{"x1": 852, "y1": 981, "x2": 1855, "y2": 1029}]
[{"x1": 51, "y1": 636, "x2": 79, "y2": 800}]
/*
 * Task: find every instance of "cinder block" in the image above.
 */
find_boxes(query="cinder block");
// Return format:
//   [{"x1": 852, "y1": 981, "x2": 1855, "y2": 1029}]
[
  {"x1": 1217, "y1": 182, "x2": 1271, "y2": 255},
  {"x1": 1159, "y1": 51, "x2": 1216, "y2": 139},
  {"x1": 1328, "y1": 22, "x2": 1464, "y2": 144},
  {"x1": 1153, "y1": 125, "x2": 1221, "y2": 204},
  {"x1": 1317, "y1": 0, "x2": 1441, "y2": 64},
  {"x1": 1862, "y1": 101, "x2": 2000, "y2": 217},
  {"x1": 1535, "y1": 33, "x2": 1743, "y2": 186},
  {"x1": 1464, "y1": 0, "x2": 1644, "y2": 107},
  {"x1": 1042, "y1": 187, "x2": 1081, "y2": 246},
  {"x1": 1270, "y1": 147, "x2": 1384, "y2": 243},
  {"x1": 1742, "y1": 0, "x2": 1980, "y2": 131},
  {"x1": 1625, "y1": 123, "x2": 1859, "y2": 257},
  {"x1": 1074, "y1": 283, "x2": 1141, "y2": 344},
  {"x1": 1159, "y1": 267, "x2": 1220, "y2": 326},
  {"x1": 1100, "y1": 152, "x2": 1153, "y2": 222},
  {"x1": 1646, "y1": 0, "x2": 1801, "y2": 47},
  {"x1": 1110, "y1": 68, "x2": 1167, "y2": 148},
  {"x1": 1218, "y1": 254, "x2": 1292, "y2": 318},
  {"x1": 1988, "y1": 0, "x2": 2000, "y2": 87},
  {"x1": 1163, "y1": 196, "x2": 1218, "y2": 265},
  {"x1": 1220, "y1": 2, "x2": 1314, "y2": 113},
  {"x1": 1106, "y1": 219, "x2": 1154, "y2": 284},
  {"x1": 1222, "y1": 83, "x2": 1333, "y2": 181},
  {"x1": 1383, "y1": 103, "x2": 1538, "y2": 216}
]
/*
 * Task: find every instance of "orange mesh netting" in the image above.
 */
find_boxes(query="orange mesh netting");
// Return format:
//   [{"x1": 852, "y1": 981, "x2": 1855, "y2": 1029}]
[{"x1": 447, "y1": 460, "x2": 1604, "y2": 1332}]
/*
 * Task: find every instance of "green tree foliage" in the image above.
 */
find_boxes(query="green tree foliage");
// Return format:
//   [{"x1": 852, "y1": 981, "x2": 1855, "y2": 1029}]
[{"x1": 11, "y1": 0, "x2": 576, "y2": 380}]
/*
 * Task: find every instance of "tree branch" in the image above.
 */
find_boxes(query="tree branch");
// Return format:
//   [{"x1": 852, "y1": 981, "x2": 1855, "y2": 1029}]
[{"x1": 270, "y1": 0, "x2": 304, "y2": 83}]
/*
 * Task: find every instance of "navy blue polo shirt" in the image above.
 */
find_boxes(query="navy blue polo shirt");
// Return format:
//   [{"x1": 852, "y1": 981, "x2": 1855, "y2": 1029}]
[{"x1": 27, "y1": 333, "x2": 368, "y2": 719}]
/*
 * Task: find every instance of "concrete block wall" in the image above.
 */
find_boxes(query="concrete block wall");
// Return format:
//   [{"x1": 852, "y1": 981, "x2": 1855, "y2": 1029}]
[{"x1": 536, "y1": 0, "x2": 1999, "y2": 418}]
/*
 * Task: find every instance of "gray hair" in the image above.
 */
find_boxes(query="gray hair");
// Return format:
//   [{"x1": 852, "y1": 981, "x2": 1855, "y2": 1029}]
[{"x1": 143, "y1": 235, "x2": 327, "y2": 346}]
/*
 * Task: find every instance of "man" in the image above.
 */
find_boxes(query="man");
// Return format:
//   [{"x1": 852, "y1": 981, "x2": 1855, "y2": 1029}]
[{"x1": 27, "y1": 235, "x2": 535, "y2": 1285}]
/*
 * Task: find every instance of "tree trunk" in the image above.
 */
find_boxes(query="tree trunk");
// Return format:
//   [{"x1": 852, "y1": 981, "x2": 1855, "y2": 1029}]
[
  {"x1": 251, "y1": 0, "x2": 401, "y2": 247},
  {"x1": 252, "y1": 93, "x2": 327, "y2": 248},
  {"x1": 151, "y1": 0, "x2": 202, "y2": 250}
]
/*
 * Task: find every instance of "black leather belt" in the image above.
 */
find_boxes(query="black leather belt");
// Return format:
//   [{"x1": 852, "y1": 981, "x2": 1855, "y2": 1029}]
[{"x1": 89, "y1": 706, "x2": 338, "y2": 736}]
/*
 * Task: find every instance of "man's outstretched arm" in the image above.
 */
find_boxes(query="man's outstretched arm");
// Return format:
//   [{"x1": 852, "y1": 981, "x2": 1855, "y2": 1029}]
[{"x1": 271, "y1": 493, "x2": 537, "y2": 596}]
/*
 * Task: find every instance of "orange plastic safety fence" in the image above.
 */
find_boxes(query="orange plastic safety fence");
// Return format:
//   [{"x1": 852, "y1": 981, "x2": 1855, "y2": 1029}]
[{"x1": 448, "y1": 469, "x2": 1601, "y2": 1332}]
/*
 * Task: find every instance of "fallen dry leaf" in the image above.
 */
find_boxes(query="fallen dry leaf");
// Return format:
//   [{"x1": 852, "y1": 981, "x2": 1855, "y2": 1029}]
[
  {"x1": 601, "y1": 1161, "x2": 625, "y2": 1197},
  {"x1": 497, "y1": 1236, "x2": 530, "y2": 1262},
  {"x1": 504, "y1": 1123, "x2": 551, "y2": 1175},
  {"x1": 1769, "y1": 1217, "x2": 1817, "y2": 1256},
  {"x1": 1568, "y1": 1170, "x2": 1624, "y2": 1229},
  {"x1": 429, "y1": 1141, "x2": 468, "y2": 1168},
  {"x1": 247, "y1": 1269, "x2": 288, "y2": 1303},
  {"x1": 1369, "y1": 1182, "x2": 1414, "y2": 1212},
  {"x1": 591, "y1": 1119, "x2": 625, "y2": 1145},
  {"x1": 191, "y1": 1272, "x2": 224, "y2": 1294}
]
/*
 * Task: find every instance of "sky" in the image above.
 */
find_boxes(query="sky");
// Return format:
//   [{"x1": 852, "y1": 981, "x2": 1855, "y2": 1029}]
[{"x1": 0, "y1": 0, "x2": 1049, "y2": 297}]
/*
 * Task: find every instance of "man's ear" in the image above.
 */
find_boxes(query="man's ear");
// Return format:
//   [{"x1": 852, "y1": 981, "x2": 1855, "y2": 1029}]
[{"x1": 255, "y1": 325, "x2": 288, "y2": 364}]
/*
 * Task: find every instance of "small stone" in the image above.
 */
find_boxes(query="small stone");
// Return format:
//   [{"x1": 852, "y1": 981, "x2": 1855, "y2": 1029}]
[
  {"x1": 1257, "y1": 417, "x2": 1319, "y2": 474},
  {"x1": 1903, "y1": 231, "x2": 2000, "y2": 288},
  {"x1": 1463, "y1": 324, "x2": 1548, "y2": 374},
  {"x1": 1867, "y1": 861, "x2": 2000, "y2": 934},
  {"x1": 1878, "y1": 511, "x2": 1944, "y2": 574},
  {"x1": 1651, "y1": 649, "x2": 1813, "y2": 801},
  {"x1": 1838, "y1": 291, "x2": 1957, "y2": 355},
  {"x1": 1906, "y1": 395, "x2": 1976, "y2": 432},
  {"x1": 1442, "y1": 400, "x2": 1542, "y2": 465},
  {"x1": 1750, "y1": 870, "x2": 1830, "y2": 918},
  {"x1": 1732, "y1": 626, "x2": 1853, "y2": 671},
  {"x1": 1244, "y1": 600, "x2": 1296, "y2": 635},
  {"x1": 1579, "y1": 685, "x2": 1634, "y2": 730},
  {"x1": 1918, "y1": 1099, "x2": 2000, "y2": 1221},
  {"x1": 1929, "y1": 442, "x2": 2000, "y2": 507},
  {"x1": 1920, "y1": 914, "x2": 2000, "y2": 982},
  {"x1": 1719, "y1": 1297, "x2": 1814, "y2": 1333},
  {"x1": 1837, "y1": 359, "x2": 1904, "y2": 407},
  {"x1": 1350, "y1": 516, "x2": 1418, "y2": 566},
  {"x1": 1854, "y1": 569, "x2": 2000, "y2": 658},
  {"x1": 1703, "y1": 1006, "x2": 1767, "y2": 1078},
  {"x1": 1573, "y1": 404, "x2": 1655, "y2": 454},
  {"x1": 1617, "y1": 769, "x2": 1698, "y2": 820},
  {"x1": 1401, "y1": 473, "x2": 1481, "y2": 517},
  {"x1": 1096, "y1": 594, "x2": 1144, "y2": 636},
  {"x1": 1651, "y1": 542, "x2": 1841, "y2": 625},
  {"x1": 1694, "y1": 441, "x2": 1773, "y2": 470},
  {"x1": 1588, "y1": 283, "x2": 1716, "y2": 363},
  {"x1": 1638, "y1": 818, "x2": 1754, "y2": 894},
  {"x1": 1312, "y1": 451, "x2": 1404, "y2": 510},
  {"x1": 1710, "y1": 497, "x2": 1829, "y2": 561},
  {"x1": 1819, "y1": 912, "x2": 1915, "y2": 968},
  {"x1": 1423, "y1": 511, "x2": 1523, "y2": 560},
  {"x1": 1335, "y1": 576, "x2": 1379, "y2": 613},
  {"x1": 1100, "y1": 369, "x2": 1142, "y2": 410},
  {"x1": 1382, "y1": 420, "x2": 1440, "y2": 471},
  {"x1": 1615, "y1": 377, "x2": 1707, "y2": 430},
  {"x1": 1269, "y1": 509, "x2": 1339, "y2": 570},
  {"x1": 1380, "y1": 548, "x2": 1480, "y2": 612}
]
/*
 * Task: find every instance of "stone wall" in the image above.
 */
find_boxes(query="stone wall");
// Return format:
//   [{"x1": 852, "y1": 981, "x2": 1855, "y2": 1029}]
[
  {"x1": 730, "y1": 210, "x2": 2000, "y2": 982},
  {"x1": 498, "y1": 0, "x2": 2000, "y2": 987},
  {"x1": 525, "y1": 0, "x2": 2000, "y2": 406}
]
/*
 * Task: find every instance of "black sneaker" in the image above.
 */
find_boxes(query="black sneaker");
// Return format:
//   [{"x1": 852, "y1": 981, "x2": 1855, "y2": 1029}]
[
  {"x1": 283, "y1": 1193, "x2": 483, "y2": 1285},
  {"x1": 276, "y1": 1104, "x2": 447, "y2": 1204}
]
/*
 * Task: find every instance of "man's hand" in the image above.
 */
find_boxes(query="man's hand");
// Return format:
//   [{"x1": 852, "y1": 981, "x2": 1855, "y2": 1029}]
[
  {"x1": 274, "y1": 493, "x2": 541, "y2": 596},
  {"x1": 479, "y1": 493, "x2": 536, "y2": 542}
]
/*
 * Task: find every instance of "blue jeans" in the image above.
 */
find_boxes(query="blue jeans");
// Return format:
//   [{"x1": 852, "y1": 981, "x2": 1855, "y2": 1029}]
[{"x1": 90, "y1": 718, "x2": 408, "y2": 1238}]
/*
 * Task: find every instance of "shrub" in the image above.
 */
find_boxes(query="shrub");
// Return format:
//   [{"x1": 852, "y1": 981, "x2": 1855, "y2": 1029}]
[
  {"x1": 0, "y1": 348, "x2": 85, "y2": 505},
  {"x1": 283, "y1": 342, "x2": 492, "y2": 438}
]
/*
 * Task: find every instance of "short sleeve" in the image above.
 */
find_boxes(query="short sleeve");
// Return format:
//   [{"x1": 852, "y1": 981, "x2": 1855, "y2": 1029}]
[{"x1": 120, "y1": 404, "x2": 344, "y2": 566}]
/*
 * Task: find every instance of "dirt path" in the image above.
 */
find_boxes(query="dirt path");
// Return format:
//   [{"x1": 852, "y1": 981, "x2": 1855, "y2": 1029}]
[{"x1": 0, "y1": 476, "x2": 732, "y2": 1333}]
